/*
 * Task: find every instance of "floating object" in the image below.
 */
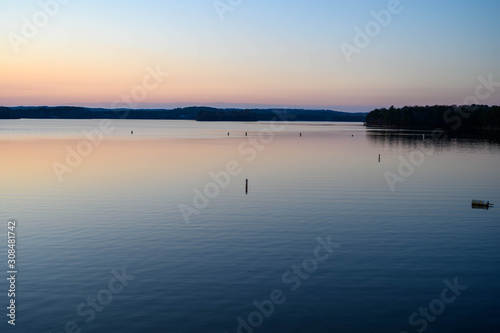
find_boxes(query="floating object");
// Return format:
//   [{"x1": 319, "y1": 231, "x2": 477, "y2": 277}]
[
  {"x1": 472, "y1": 200, "x2": 494, "y2": 210},
  {"x1": 300, "y1": 132, "x2": 302, "y2": 137},
  {"x1": 378, "y1": 154, "x2": 381, "y2": 163},
  {"x1": 228, "y1": 132, "x2": 229, "y2": 136},
  {"x1": 131, "y1": 130, "x2": 133, "y2": 134},
  {"x1": 245, "y1": 179, "x2": 248, "y2": 195},
  {"x1": 245, "y1": 132, "x2": 248, "y2": 136},
  {"x1": 352, "y1": 134, "x2": 354, "y2": 137}
]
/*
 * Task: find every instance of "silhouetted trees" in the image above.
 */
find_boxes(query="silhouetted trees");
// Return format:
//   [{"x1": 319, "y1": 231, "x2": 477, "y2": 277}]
[
  {"x1": 0, "y1": 107, "x2": 20, "y2": 119},
  {"x1": 197, "y1": 109, "x2": 258, "y2": 121},
  {"x1": 365, "y1": 105, "x2": 500, "y2": 131},
  {"x1": 0, "y1": 106, "x2": 368, "y2": 122}
]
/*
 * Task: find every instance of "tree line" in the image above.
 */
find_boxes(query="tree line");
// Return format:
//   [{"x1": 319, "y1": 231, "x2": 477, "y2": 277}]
[
  {"x1": 0, "y1": 106, "x2": 367, "y2": 122},
  {"x1": 365, "y1": 105, "x2": 500, "y2": 131}
]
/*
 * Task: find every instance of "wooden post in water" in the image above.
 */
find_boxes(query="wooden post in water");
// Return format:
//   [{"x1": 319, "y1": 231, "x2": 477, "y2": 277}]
[{"x1": 245, "y1": 179, "x2": 248, "y2": 195}]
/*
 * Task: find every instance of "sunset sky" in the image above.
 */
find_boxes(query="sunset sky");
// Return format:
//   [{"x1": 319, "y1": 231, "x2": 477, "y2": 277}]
[{"x1": 1, "y1": 0, "x2": 499, "y2": 112}]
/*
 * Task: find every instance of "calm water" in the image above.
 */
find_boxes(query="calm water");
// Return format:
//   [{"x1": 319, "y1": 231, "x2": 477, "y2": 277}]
[{"x1": 1, "y1": 119, "x2": 499, "y2": 333}]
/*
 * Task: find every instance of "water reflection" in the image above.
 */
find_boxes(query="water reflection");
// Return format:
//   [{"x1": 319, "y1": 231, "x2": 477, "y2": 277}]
[
  {"x1": 366, "y1": 128, "x2": 500, "y2": 153},
  {"x1": 1, "y1": 120, "x2": 499, "y2": 333}
]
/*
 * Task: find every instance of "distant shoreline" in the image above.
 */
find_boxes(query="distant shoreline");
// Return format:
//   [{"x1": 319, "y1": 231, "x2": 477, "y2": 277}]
[
  {"x1": 0, "y1": 106, "x2": 367, "y2": 122},
  {"x1": 365, "y1": 105, "x2": 500, "y2": 131}
]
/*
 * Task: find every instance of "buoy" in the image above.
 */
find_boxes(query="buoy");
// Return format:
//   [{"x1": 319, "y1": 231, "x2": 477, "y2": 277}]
[
  {"x1": 300, "y1": 133, "x2": 302, "y2": 137},
  {"x1": 228, "y1": 132, "x2": 229, "y2": 136},
  {"x1": 245, "y1": 179, "x2": 248, "y2": 194},
  {"x1": 472, "y1": 200, "x2": 494, "y2": 210},
  {"x1": 245, "y1": 132, "x2": 248, "y2": 136},
  {"x1": 131, "y1": 131, "x2": 133, "y2": 135},
  {"x1": 378, "y1": 154, "x2": 381, "y2": 163}
]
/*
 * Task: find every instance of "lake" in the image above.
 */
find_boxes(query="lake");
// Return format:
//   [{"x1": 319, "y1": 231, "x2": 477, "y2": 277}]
[{"x1": 1, "y1": 119, "x2": 499, "y2": 333}]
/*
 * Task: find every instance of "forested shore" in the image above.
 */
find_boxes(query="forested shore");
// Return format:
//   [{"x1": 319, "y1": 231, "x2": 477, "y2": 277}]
[{"x1": 365, "y1": 105, "x2": 500, "y2": 131}]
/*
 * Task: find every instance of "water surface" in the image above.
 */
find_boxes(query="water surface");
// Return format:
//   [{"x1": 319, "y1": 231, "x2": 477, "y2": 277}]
[{"x1": 1, "y1": 120, "x2": 499, "y2": 333}]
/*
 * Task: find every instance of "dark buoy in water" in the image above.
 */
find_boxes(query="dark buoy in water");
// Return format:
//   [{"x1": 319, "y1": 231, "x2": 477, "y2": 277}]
[
  {"x1": 228, "y1": 132, "x2": 229, "y2": 136},
  {"x1": 352, "y1": 134, "x2": 354, "y2": 137},
  {"x1": 300, "y1": 132, "x2": 302, "y2": 137},
  {"x1": 245, "y1": 132, "x2": 248, "y2": 136},
  {"x1": 245, "y1": 179, "x2": 248, "y2": 195},
  {"x1": 131, "y1": 130, "x2": 133, "y2": 135},
  {"x1": 378, "y1": 154, "x2": 381, "y2": 163},
  {"x1": 472, "y1": 200, "x2": 494, "y2": 210}
]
